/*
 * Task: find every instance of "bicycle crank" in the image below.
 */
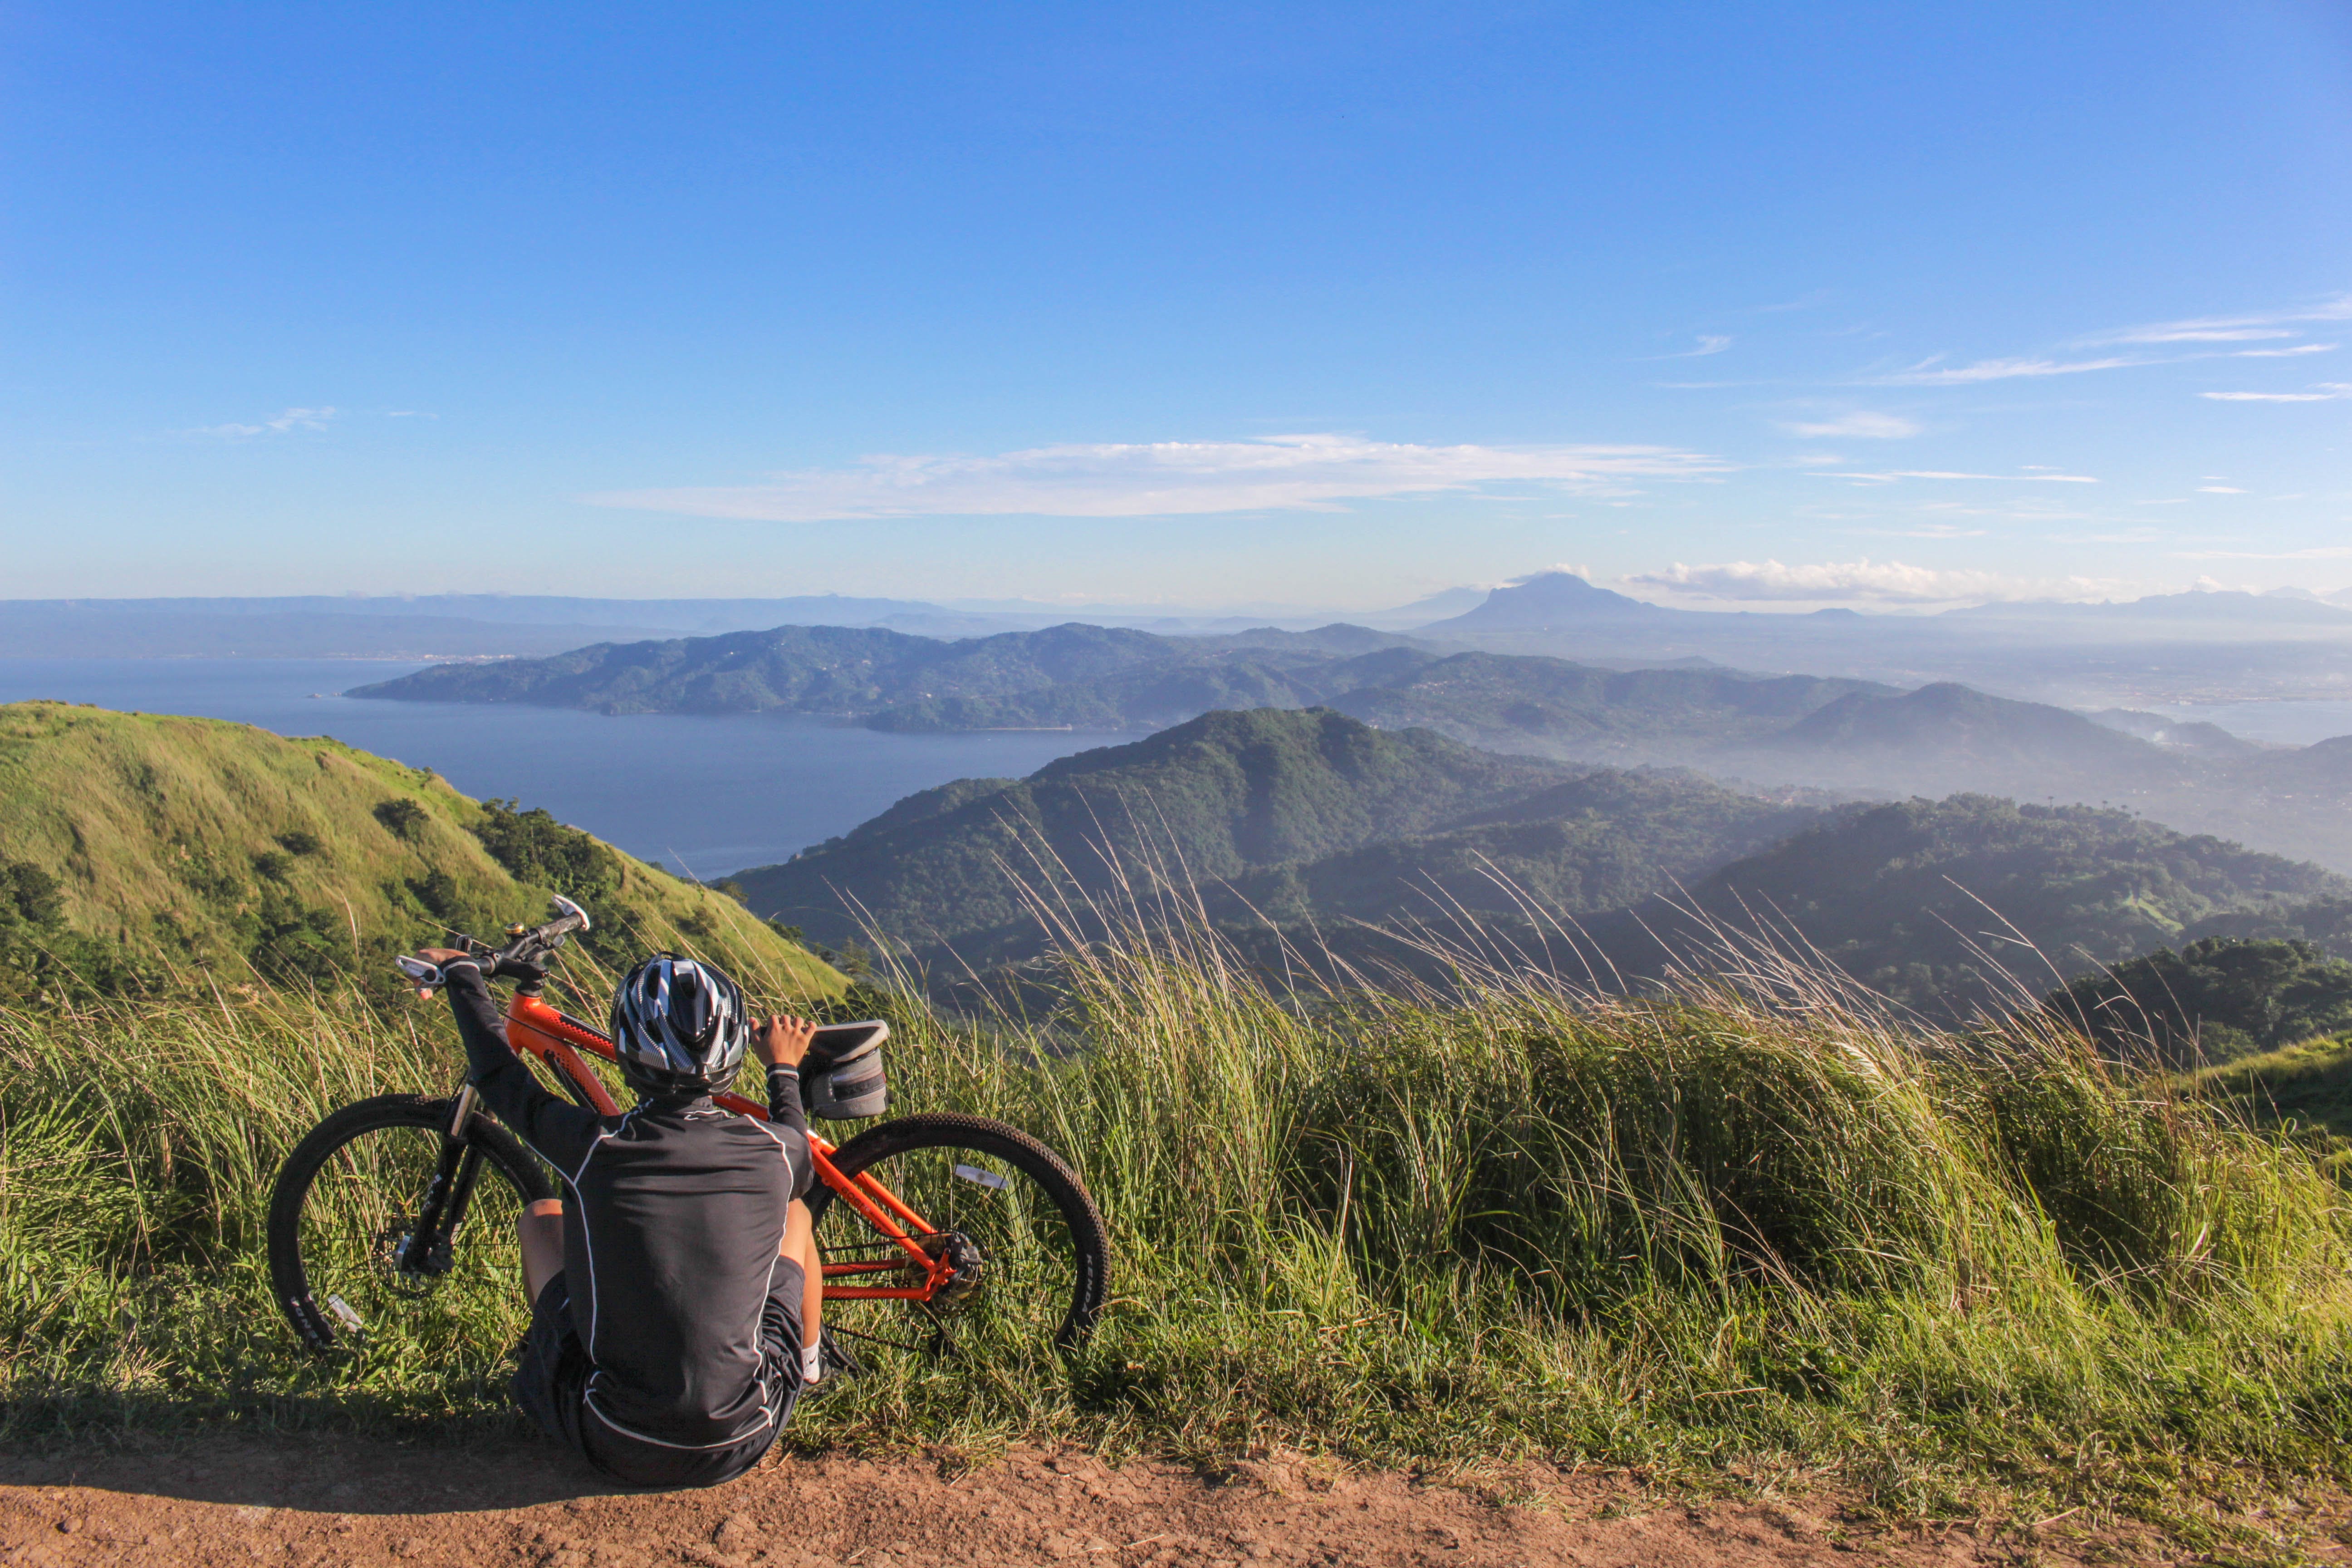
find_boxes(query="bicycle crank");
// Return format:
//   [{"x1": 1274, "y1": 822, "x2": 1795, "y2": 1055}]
[{"x1": 914, "y1": 1231, "x2": 985, "y2": 1308}]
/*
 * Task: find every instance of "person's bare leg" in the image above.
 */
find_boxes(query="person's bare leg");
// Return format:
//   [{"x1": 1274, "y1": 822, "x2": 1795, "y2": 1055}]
[
  {"x1": 784, "y1": 1199, "x2": 820, "y2": 1352},
  {"x1": 519, "y1": 1198, "x2": 565, "y2": 1303}
]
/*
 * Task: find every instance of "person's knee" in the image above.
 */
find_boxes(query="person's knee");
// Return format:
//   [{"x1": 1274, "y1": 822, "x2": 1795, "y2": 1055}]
[{"x1": 525, "y1": 1198, "x2": 565, "y2": 1219}]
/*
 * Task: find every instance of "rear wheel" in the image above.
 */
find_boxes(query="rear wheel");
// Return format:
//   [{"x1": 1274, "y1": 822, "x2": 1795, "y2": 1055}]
[
  {"x1": 806, "y1": 1112, "x2": 1108, "y2": 1362},
  {"x1": 267, "y1": 1094, "x2": 553, "y2": 1356}
]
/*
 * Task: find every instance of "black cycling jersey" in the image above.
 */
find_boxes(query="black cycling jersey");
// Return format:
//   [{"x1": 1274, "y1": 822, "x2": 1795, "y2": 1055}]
[{"x1": 442, "y1": 963, "x2": 814, "y2": 1452}]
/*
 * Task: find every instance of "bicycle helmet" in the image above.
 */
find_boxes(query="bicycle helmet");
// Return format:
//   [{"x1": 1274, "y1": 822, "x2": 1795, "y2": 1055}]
[{"x1": 608, "y1": 953, "x2": 750, "y2": 1097}]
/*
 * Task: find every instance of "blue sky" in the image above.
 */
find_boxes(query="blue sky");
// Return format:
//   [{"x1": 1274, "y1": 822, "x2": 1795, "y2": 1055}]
[{"x1": 5, "y1": 1, "x2": 2348, "y2": 611}]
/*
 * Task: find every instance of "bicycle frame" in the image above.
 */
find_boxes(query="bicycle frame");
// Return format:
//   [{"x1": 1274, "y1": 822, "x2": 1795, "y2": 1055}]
[{"x1": 499, "y1": 990, "x2": 956, "y2": 1304}]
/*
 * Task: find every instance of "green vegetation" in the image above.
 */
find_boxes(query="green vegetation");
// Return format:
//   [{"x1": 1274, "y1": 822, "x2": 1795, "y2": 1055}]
[
  {"x1": 1596, "y1": 794, "x2": 2352, "y2": 1019},
  {"x1": 2046, "y1": 938, "x2": 2352, "y2": 1064},
  {"x1": 0, "y1": 700, "x2": 838, "y2": 997},
  {"x1": 2188, "y1": 1035, "x2": 2352, "y2": 1151},
  {"x1": 738, "y1": 712, "x2": 2351, "y2": 1019},
  {"x1": 357, "y1": 622, "x2": 2352, "y2": 876},
  {"x1": 5, "y1": 916, "x2": 2352, "y2": 1541},
  {"x1": 736, "y1": 707, "x2": 1588, "y2": 964}
]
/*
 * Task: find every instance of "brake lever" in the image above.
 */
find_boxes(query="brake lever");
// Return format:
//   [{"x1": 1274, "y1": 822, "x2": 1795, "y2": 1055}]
[{"x1": 395, "y1": 954, "x2": 446, "y2": 988}]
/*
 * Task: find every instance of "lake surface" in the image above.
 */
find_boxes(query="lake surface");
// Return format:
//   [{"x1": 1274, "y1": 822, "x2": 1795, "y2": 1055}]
[{"x1": 0, "y1": 660, "x2": 1112, "y2": 876}]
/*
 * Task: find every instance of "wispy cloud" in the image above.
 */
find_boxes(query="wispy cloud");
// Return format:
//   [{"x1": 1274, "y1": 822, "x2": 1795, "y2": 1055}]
[
  {"x1": 1624, "y1": 557, "x2": 2122, "y2": 605},
  {"x1": 192, "y1": 406, "x2": 337, "y2": 438},
  {"x1": 1778, "y1": 412, "x2": 1920, "y2": 439},
  {"x1": 1817, "y1": 469, "x2": 2098, "y2": 484},
  {"x1": 586, "y1": 434, "x2": 1735, "y2": 522},
  {"x1": 2195, "y1": 485, "x2": 2245, "y2": 494},
  {"x1": 2233, "y1": 343, "x2": 2337, "y2": 358},
  {"x1": 2200, "y1": 383, "x2": 2352, "y2": 403},
  {"x1": 1870, "y1": 356, "x2": 2139, "y2": 386},
  {"x1": 1646, "y1": 335, "x2": 1733, "y2": 360},
  {"x1": 2171, "y1": 545, "x2": 2352, "y2": 561},
  {"x1": 2085, "y1": 294, "x2": 2352, "y2": 346}
]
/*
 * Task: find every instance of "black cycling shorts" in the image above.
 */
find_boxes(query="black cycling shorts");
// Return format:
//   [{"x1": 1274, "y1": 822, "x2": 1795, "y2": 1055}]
[{"x1": 512, "y1": 1262, "x2": 804, "y2": 1490}]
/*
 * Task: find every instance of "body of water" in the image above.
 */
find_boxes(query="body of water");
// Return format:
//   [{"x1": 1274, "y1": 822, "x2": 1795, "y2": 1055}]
[
  {"x1": 0, "y1": 659, "x2": 1112, "y2": 875},
  {"x1": 2158, "y1": 699, "x2": 2352, "y2": 748}
]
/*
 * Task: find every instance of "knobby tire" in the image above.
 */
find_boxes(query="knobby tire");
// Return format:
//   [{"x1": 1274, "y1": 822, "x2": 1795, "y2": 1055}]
[{"x1": 267, "y1": 1093, "x2": 553, "y2": 1354}]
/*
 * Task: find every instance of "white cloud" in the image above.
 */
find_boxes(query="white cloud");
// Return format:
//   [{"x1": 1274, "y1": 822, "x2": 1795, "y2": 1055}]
[
  {"x1": 2172, "y1": 545, "x2": 2352, "y2": 561},
  {"x1": 584, "y1": 434, "x2": 1734, "y2": 521},
  {"x1": 2233, "y1": 343, "x2": 2337, "y2": 357},
  {"x1": 1817, "y1": 469, "x2": 2098, "y2": 484},
  {"x1": 193, "y1": 406, "x2": 337, "y2": 438},
  {"x1": 2088, "y1": 294, "x2": 2352, "y2": 345},
  {"x1": 1624, "y1": 557, "x2": 2121, "y2": 605},
  {"x1": 1871, "y1": 356, "x2": 2140, "y2": 386},
  {"x1": 2200, "y1": 383, "x2": 2352, "y2": 402},
  {"x1": 2195, "y1": 485, "x2": 2246, "y2": 494},
  {"x1": 2111, "y1": 327, "x2": 2298, "y2": 343},
  {"x1": 1647, "y1": 335, "x2": 1733, "y2": 359},
  {"x1": 1778, "y1": 412, "x2": 1920, "y2": 439}
]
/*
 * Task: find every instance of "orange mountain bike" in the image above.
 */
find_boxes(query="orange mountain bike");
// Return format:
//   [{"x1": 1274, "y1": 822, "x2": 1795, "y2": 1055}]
[{"x1": 266, "y1": 898, "x2": 1108, "y2": 1367}]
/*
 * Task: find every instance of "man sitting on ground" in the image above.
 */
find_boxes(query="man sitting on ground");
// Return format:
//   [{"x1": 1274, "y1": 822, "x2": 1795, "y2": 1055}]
[{"x1": 414, "y1": 945, "x2": 826, "y2": 1487}]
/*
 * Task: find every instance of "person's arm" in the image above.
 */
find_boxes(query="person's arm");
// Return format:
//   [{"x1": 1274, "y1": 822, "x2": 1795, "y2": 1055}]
[
  {"x1": 752, "y1": 1015, "x2": 818, "y2": 1200},
  {"x1": 420, "y1": 950, "x2": 602, "y2": 1174}
]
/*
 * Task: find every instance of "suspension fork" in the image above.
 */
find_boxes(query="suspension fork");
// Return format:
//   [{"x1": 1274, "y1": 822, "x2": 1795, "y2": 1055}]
[{"x1": 400, "y1": 1085, "x2": 490, "y2": 1275}]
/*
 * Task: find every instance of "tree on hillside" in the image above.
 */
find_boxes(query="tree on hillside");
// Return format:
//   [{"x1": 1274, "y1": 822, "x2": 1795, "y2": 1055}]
[{"x1": 2044, "y1": 937, "x2": 2352, "y2": 1063}]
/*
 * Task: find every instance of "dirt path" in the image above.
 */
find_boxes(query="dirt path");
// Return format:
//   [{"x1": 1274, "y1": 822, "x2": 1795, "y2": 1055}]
[{"x1": 0, "y1": 1435, "x2": 2308, "y2": 1568}]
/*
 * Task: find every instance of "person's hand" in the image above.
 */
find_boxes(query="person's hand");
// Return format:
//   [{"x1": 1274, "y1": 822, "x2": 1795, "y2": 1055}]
[
  {"x1": 409, "y1": 947, "x2": 469, "y2": 1001},
  {"x1": 753, "y1": 1015, "x2": 818, "y2": 1070}
]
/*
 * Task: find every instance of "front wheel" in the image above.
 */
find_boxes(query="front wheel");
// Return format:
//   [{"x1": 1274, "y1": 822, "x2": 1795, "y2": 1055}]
[
  {"x1": 806, "y1": 1112, "x2": 1109, "y2": 1362},
  {"x1": 267, "y1": 1093, "x2": 553, "y2": 1356}
]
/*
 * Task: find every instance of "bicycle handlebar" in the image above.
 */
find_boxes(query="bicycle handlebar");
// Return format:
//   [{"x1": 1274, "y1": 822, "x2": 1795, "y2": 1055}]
[{"x1": 397, "y1": 895, "x2": 593, "y2": 989}]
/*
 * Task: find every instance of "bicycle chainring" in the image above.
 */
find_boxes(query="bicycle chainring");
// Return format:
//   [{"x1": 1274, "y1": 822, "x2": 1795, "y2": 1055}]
[{"x1": 917, "y1": 1231, "x2": 985, "y2": 1309}]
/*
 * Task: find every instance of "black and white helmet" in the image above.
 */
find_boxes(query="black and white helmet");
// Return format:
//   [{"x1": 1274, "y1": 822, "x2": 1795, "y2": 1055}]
[{"x1": 608, "y1": 954, "x2": 750, "y2": 1096}]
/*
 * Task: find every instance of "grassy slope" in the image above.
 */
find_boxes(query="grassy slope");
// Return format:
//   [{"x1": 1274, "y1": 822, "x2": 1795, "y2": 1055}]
[
  {"x1": 2188, "y1": 1033, "x2": 2352, "y2": 1147},
  {"x1": 0, "y1": 700, "x2": 839, "y2": 997},
  {"x1": 5, "y1": 923, "x2": 2350, "y2": 1542}
]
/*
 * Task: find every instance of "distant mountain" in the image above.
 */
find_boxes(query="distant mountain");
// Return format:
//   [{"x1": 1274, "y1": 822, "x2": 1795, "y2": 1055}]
[
  {"x1": 1326, "y1": 653, "x2": 1889, "y2": 758},
  {"x1": 0, "y1": 701, "x2": 838, "y2": 999},
  {"x1": 1946, "y1": 589, "x2": 2352, "y2": 628},
  {"x1": 355, "y1": 614, "x2": 2352, "y2": 876},
  {"x1": 2085, "y1": 709, "x2": 2267, "y2": 757},
  {"x1": 1577, "y1": 795, "x2": 2352, "y2": 1018},
  {"x1": 732, "y1": 708, "x2": 1582, "y2": 964},
  {"x1": 1415, "y1": 571, "x2": 1683, "y2": 632},
  {"x1": 1755, "y1": 682, "x2": 2172, "y2": 790},
  {"x1": 351, "y1": 622, "x2": 1433, "y2": 722}
]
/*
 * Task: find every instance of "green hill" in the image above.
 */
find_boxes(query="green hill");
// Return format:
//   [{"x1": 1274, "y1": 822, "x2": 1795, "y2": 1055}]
[
  {"x1": 2043, "y1": 937, "x2": 2352, "y2": 1063},
  {"x1": 1204, "y1": 769, "x2": 1824, "y2": 935},
  {"x1": 732, "y1": 706, "x2": 1580, "y2": 964},
  {"x1": 0, "y1": 701, "x2": 840, "y2": 1000},
  {"x1": 349, "y1": 621, "x2": 1411, "y2": 721},
  {"x1": 1582, "y1": 795, "x2": 2352, "y2": 1017}
]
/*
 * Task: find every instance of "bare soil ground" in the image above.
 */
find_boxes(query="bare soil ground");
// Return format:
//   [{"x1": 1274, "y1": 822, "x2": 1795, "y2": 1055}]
[{"x1": 0, "y1": 1435, "x2": 2336, "y2": 1568}]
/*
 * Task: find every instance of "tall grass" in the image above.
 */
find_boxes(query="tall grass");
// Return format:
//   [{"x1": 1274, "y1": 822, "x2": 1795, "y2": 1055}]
[{"x1": 5, "y1": 910, "x2": 2351, "y2": 1529}]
